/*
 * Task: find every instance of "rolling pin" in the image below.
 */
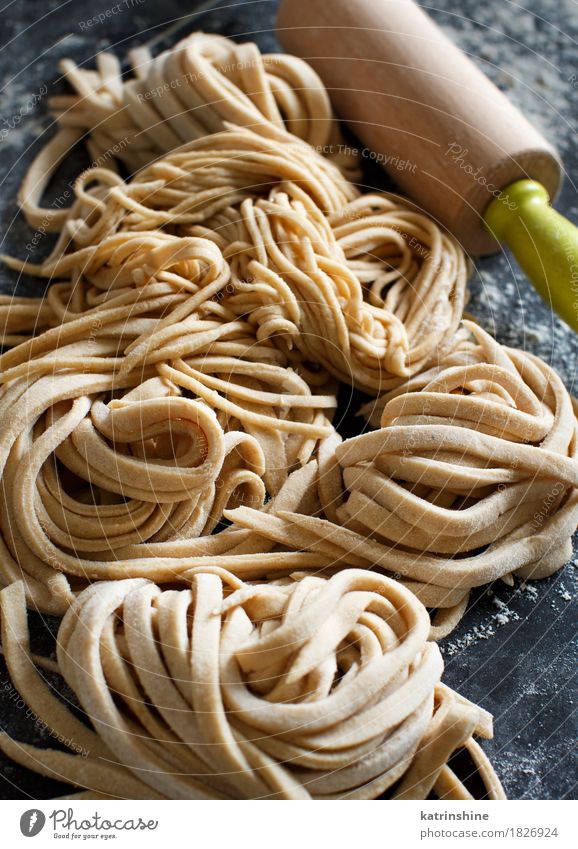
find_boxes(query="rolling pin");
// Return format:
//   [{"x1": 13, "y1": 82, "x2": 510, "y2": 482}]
[{"x1": 277, "y1": 0, "x2": 578, "y2": 331}]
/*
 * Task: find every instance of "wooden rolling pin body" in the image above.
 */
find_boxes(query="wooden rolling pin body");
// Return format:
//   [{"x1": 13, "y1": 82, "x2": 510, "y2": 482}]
[{"x1": 277, "y1": 0, "x2": 562, "y2": 254}]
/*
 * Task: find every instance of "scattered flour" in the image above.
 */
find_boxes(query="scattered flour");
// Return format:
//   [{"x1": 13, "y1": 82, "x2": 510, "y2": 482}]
[
  {"x1": 441, "y1": 592, "x2": 521, "y2": 657},
  {"x1": 516, "y1": 582, "x2": 539, "y2": 602},
  {"x1": 437, "y1": 0, "x2": 578, "y2": 155}
]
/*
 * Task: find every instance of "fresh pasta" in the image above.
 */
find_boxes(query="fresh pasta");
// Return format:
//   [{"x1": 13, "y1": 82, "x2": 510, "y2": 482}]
[
  {"x1": 341, "y1": 320, "x2": 578, "y2": 586},
  {"x1": 2, "y1": 124, "x2": 467, "y2": 393},
  {"x1": 0, "y1": 96, "x2": 470, "y2": 618},
  {"x1": 227, "y1": 321, "x2": 578, "y2": 636},
  {"x1": 18, "y1": 32, "x2": 357, "y2": 232},
  {"x1": 0, "y1": 571, "x2": 505, "y2": 799},
  {"x1": 0, "y1": 26, "x2": 575, "y2": 802}
]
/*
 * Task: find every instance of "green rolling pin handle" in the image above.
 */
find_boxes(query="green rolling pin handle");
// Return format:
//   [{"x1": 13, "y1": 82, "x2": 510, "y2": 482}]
[{"x1": 484, "y1": 180, "x2": 578, "y2": 333}]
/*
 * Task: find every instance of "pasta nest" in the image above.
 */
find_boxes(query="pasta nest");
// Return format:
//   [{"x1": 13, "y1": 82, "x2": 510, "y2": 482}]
[
  {"x1": 3, "y1": 125, "x2": 467, "y2": 394},
  {"x1": 20, "y1": 31, "x2": 358, "y2": 230},
  {"x1": 226, "y1": 322, "x2": 578, "y2": 638},
  {"x1": 338, "y1": 320, "x2": 578, "y2": 584},
  {"x1": 0, "y1": 277, "x2": 346, "y2": 615},
  {"x1": 0, "y1": 570, "x2": 504, "y2": 800}
]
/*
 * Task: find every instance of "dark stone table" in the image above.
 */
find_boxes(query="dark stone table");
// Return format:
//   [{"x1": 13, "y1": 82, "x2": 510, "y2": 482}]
[{"x1": 0, "y1": 0, "x2": 576, "y2": 800}]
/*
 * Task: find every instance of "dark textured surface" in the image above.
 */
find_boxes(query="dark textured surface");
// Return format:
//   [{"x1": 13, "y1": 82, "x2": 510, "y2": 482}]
[{"x1": 0, "y1": 0, "x2": 576, "y2": 800}]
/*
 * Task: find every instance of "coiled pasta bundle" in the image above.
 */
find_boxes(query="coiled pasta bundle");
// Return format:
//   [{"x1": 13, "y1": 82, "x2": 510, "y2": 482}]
[
  {"x1": 226, "y1": 321, "x2": 578, "y2": 636},
  {"x1": 337, "y1": 321, "x2": 578, "y2": 585},
  {"x1": 0, "y1": 369, "x2": 266, "y2": 610},
  {"x1": 0, "y1": 571, "x2": 505, "y2": 799},
  {"x1": 3, "y1": 125, "x2": 467, "y2": 394},
  {"x1": 227, "y1": 321, "x2": 578, "y2": 639},
  {"x1": 19, "y1": 31, "x2": 356, "y2": 231}
]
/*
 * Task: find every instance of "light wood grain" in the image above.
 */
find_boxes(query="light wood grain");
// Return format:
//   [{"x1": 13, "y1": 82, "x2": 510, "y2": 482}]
[{"x1": 277, "y1": 0, "x2": 562, "y2": 254}]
